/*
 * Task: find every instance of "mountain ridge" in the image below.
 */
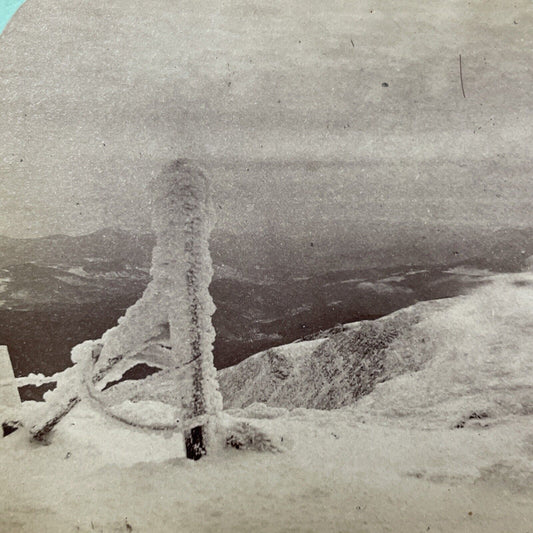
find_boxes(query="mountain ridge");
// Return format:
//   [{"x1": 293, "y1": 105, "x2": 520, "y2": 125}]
[
  {"x1": 1, "y1": 226, "x2": 532, "y2": 390},
  {"x1": 220, "y1": 271, "x2": 533, "y2": 431}
]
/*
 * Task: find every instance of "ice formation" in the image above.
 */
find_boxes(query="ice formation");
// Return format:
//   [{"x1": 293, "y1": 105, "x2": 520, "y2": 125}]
[
  {"x1": 91, "y1": 160, "x2": 222, "y2": 422},
  {"x1": 25, "y1": 160, "x2": 223, "y2": 452}
]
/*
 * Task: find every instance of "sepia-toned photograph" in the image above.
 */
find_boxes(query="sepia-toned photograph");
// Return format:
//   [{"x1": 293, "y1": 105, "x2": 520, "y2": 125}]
[{"x1": 1, "y1": 1, "x2": 532, "y2": 531}]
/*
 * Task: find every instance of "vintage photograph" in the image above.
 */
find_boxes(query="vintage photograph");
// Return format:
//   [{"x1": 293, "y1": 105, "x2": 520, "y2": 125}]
[{"x1": 1, "y1": 0, "x2": 532, "y2": 531}]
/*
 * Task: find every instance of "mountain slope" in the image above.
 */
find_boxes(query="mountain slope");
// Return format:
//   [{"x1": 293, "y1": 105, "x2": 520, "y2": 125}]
[
  {"x1": 220, "y1": 272, "x2": 533, "y2": 429},
  {"x1": 218, "y1": 299, "x2": 450, "y2": 409}
]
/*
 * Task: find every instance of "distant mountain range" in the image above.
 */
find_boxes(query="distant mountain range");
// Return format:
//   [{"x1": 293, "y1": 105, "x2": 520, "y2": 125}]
[{"x1": 0, "y1": 226, "x2": 531, "y2": 400}]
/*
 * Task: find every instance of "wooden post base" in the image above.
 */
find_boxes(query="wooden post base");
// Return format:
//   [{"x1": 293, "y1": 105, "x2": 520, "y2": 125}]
[{"x1": 184, "y1": 425, "x2": 206, "y2": 460}]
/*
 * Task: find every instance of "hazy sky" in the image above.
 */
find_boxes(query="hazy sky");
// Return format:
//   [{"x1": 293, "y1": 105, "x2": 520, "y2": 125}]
[{"x1": 0, "y1": 0, "x2": 532, "y2": 238}]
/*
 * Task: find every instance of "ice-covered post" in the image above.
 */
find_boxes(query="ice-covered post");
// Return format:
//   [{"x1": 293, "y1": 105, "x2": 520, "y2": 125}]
[
  {"x1": 25, "y1": 161, "x2": 222, "y2": 452},
  {"x1": 87, "y1": 160, "x2": 221, "y2": 457},
  {"x1": 150, "y1": 160, "x2": 222, "y2": 458}
]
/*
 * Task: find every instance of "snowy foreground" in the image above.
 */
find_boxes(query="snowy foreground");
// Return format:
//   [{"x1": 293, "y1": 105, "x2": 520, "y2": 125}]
[{"x1": 2, "y1": 272, "x2": 533, "y2": 532}]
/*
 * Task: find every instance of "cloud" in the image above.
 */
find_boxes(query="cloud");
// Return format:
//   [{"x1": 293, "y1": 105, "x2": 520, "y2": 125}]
[{"x1": 357, "y1": 281, "x2": 413, "y2": 295}]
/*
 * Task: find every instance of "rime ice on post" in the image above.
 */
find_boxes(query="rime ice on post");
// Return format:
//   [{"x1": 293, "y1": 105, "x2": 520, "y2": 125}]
[
  {"x1": 26, "y1": 160, "x2": 222, "y2": 455},
  {"x1": 91, "y1": 160, "x2": 222, "y2": 458}
]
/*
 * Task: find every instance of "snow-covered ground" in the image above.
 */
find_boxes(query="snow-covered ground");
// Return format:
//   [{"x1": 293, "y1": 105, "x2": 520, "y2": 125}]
[
  {"x1": 1, "y1": 272, "x2": 533, "y2": 532},
  {"x1": 1, "y1": 406, "x2": 532, "y2": 533}
]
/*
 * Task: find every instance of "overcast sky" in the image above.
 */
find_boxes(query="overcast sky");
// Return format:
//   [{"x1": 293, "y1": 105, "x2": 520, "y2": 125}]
[{"x1": 0, "y1": 0, "x2": 531, "y2": 238}]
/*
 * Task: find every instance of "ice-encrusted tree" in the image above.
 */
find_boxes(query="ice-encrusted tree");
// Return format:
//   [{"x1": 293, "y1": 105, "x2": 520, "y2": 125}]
[{"x1": 29, "y1": 160, "x2": 223, "y2": 459}]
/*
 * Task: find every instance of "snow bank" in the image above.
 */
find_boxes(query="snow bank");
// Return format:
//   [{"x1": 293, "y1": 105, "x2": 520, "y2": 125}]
[
  {"x1": 2, "y1": 404, "x2": 532, "y2": 533},
  {"x1": 354, "y1": 273, "x2": 533, "y2": 427}
]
